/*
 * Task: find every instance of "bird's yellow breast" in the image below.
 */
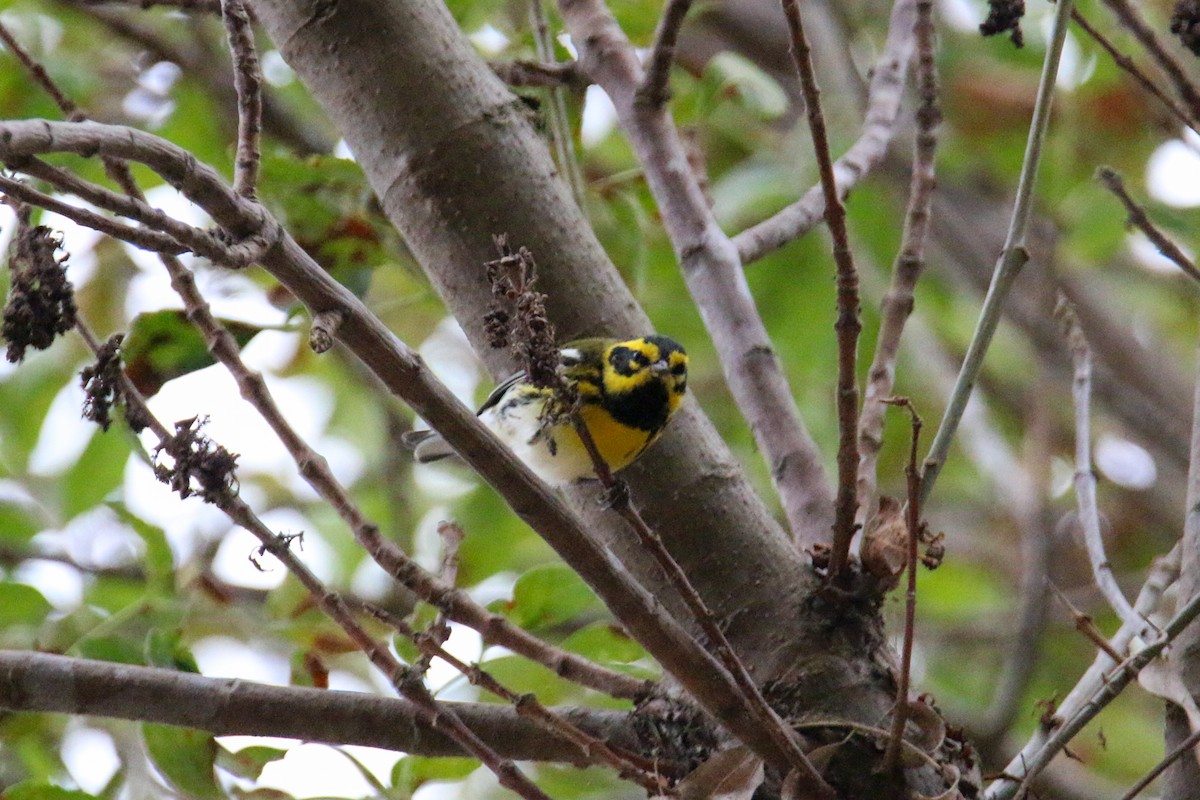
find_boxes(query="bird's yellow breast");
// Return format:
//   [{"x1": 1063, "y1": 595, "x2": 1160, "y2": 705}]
[{"x1": 550, "y1": 401, "x2": 658, "y2": 473}]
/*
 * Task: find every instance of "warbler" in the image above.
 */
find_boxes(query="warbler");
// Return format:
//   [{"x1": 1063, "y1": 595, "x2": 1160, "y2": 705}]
[{"x1": 406, "y1": 335, "x2": 688, "y2": 484}]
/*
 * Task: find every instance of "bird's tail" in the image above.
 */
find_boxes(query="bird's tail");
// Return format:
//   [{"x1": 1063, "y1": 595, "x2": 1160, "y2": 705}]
[{"x1": 401, "y1": 429, "x2": 457, "y2": 463}]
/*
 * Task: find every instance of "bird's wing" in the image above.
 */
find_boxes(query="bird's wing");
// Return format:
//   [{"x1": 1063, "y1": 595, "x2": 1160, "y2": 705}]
[{"x1": 476, "y1": 370, "x2": 528, "y2": 414}]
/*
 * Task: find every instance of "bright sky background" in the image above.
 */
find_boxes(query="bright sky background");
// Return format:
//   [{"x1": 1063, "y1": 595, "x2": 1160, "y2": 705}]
[{"x1": 2, "y1": 0, "x2": 1198, "y2": 793}]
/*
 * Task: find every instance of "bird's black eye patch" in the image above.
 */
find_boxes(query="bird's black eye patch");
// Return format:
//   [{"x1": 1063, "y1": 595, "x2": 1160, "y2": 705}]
[
  {"x1": 608, "y1": 346, "x2": 638, "y2": 376},
  {"x1": 670, "y1": 363, "x2": 686, "y2": 376}
]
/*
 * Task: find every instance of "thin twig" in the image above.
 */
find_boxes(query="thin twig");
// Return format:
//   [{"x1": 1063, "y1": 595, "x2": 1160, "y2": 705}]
[
  {"x1": 1096, "y1": 166, "x2": 1200, "y2": 284},
  {"x1": 0, "y1": 22, "x2": 83, "y2": 120},
  {"x1": 732, "y1": 0, "x2": 916, "y2": 266},
  {"x1": 0, "y1": 175, "x2": 190, "y2": 257},
  {"x1": 856, "y1": 0, "x2": 940, "y2": 521},
  {"x1": 920, "y1": 0, "x2": 1076, "y2": 504},
  {"x1": 72, "y1": 326, "x2": 553, "y2": 800},
  {"x1": 58, "y1": 0, "x2": 334, "y2": 155},
  {"x1": 1099, "y1": 0, "x2": 1200, "y2": 122},
  {"x1": 1118, "y1": 726, "x2": 1200, "y2": 800},
  {"x1": 361, "y1": 601, "x2": 675, "y2": 796},
  {"x1": 557, "y1": 0, "x2": 834, "y2": 547},
  {"x1": 410, "y1": 520, "x2": 464, "y2": 678},
  {"x1": 3, "y1": 46, "x2": 653, "y2": 702},
  {"x1": 529, "y1": 0, "x2": 586, "y2": 210},
  {"x1": 219, "y1": 0, "x2": 263, "y2": 198},
  {"x1": 636, "y1": 0, "x2": 693, "y2": 108},
  {"x1": 12, "y1": 156, "x2": 254, "y2": 264},
  {"x1": 881, "y1": 398, "x2": 922, "y2": 773},
  {"x1": 983, "y1": 545, "x2": 1181, "y2": 799},
  {"x1": 570, "y1": 419, "x2": 834, "y2": 798},
  {"x1": 780, "y1": 0, "x2": 862, "y2": 581},
  {"x1": 491, "y1": 59, "x2": 589, "y2": 90},
  {"x1": 0, "y1": 116, "x2": 805, "y2": 769},
  {"x1": 1057, "y1": 296, "x2": 1142, "y2": 629},
  {"x1": 1048, "y1": 582, "x2": 1127, "y2": 664},
  {"x1": 1070, "y1": 9, "x2": 1198, "y2": 135},
  {"x1": 1004, "y1": 576, "x2": 1200, "y2": 800}
]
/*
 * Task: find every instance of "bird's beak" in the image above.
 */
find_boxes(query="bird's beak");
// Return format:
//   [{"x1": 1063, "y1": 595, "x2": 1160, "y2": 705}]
[{"x1": 651, "y1": 360, "x2": 670, "y2": 375}]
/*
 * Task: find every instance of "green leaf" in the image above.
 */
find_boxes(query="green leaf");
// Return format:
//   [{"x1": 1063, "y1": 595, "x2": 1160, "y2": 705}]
[
  {"x1": 108, "y1": 502, "x2": 175, "y2": 597},
  {"x1": 0, "y1": 499, "x2": 43, "y2": 547},
  {"x1": 122, "y1": 309, "x2": 263, "y2": 397},
  {"x1": 4, "y1": 781, "x2": 102, "y2": 800},
  {"x1": 705, "y1": 52, "x2": 788, "y2": 121},
  {"x1": 0, "y1": 582, "x2": 53, "y2": 627},
  {"x1": 141, "y1": 723, "x2": 222, "y2": 799},
  {"x1": 60, "y1": 429, "x2": 132, "y2": 520},
  {"x1": 217, "y1": 744, "x2": 289, "y2": 781},
  {"x1": 505, "y1": 564, "x2": 598, "y2": 631},
  {"x1": 561, "y1": 621, "x2": 647, "y2": 665},
  {"x1": 0, "y1": 360, "x2": 73, "y2": 472},
  {"x1": 391, "y1": 756, "x2": 477, "y2": 790},
  {"x1": 144, "y1": 628, "x2": 200, "y2": 673},
  {"x1": 476, "y1": 654, "x2": 573, "y2": 705},
  {"x1": 229, "y1": 790, "x2": 295, "y2": 800}
]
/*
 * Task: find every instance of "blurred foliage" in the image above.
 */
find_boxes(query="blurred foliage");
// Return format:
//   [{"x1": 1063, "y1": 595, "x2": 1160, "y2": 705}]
[{"x1": 1, "y1": 0, "x2": 1199, "y2": 797}]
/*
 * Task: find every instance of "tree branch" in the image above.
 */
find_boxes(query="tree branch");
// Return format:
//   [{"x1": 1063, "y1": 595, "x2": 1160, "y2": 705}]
[
  {"x1": 0, "y1": 650, "x2": 638, "y2": 762},
  {"x1": 780, "y1": 0, "x2": 861, "y2": 579},
  {"x1": 1096, "y1": 166, "x2": 1200, "y2": 284},
  {"x1": 732, "y1": 0, "x2": 916, "y2": 266},
  {"x1": 1099, "y1": 0, "x2": 1200, "y2": 122},
  {"x1": 0, "y1": 116, "x2": 809, "y2": 775},
  {"x1": 983, "y1": 544, "x2": 1180, "y2": 798},
  {"x1": 558, "y1": 0, "x2": 834, "y2": 548},
  {"x1": 220, "y1": 0, "x2": 264, "y2": 198},
  {"x1": 1057, "y1": 296, "x2": 1141, "y2": 629},
  {"x1": 1070, "y1": 9, "x2": 1198, "y2": 135},
  {"x1": 0, "y1": 174, "x2": 192, "y2": 258},
  {"x1": 919, "y1": 0, "x2": 1076, "y2": 503},
  {"x1": 856, "y1": 0, "x2": 940, "y2": 521},
  {"x1": 636, "y1": 0, "x2": 693, "y2": 108}
]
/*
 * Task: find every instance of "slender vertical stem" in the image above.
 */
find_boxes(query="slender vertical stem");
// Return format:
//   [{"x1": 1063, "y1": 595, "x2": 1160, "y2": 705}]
[
  {"x1": 883, "y1": 400, "x2": 922, "y2": 772},
  {"x1": 219, "y1": 0, "x2": 263, "y2": 198},
  {"x1": 1058, "y1": 297, "x2": 1140, "y2": 628},
  {"x1": 856, "y1": 0, "x2": 940, "y2": 521},
  {"x1": 529, "y1": 0, "x2": 587, "y2": 210},
  {"x1": 780, "y1": 0, "x2": 862, "y2": 579},
  {"x1": 637, "y1": 0, "x2": 693, "y2": 107},
  {"x1": 920, "y1": 0, "x2": 1075, "y2": 504}
]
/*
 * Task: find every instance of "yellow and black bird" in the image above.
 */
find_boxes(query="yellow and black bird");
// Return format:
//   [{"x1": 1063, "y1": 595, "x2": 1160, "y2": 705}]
[{"x1": 406, "y1": 335, "x2": 688, "y2": 484}]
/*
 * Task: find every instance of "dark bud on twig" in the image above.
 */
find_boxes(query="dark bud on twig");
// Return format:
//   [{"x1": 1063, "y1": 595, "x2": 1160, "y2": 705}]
[
  {"x1": 2, "y1": 217, "x2": 77, "y2": 363},
  {"x1": 921, "y1": 529, "x2": 945, "y2": 570},
  {"x1": 979, "y1": 0, "x2": 1025, "y2": 47},
  {"x1": 80, "y1": 334, "x2": 125, "y2": 432},
  {"x1": 483, "y1": 235, "x2": 561, "y2": 389},
  {"x1": 483, "y1": 308, "x2": 510, "y2": 349},
  {"x1": 1171, "y1": 0, "x2": 1200, "y2": 56},
  {"x1": 152, "y1": 416, "x2": 240, "y2": 502}
]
